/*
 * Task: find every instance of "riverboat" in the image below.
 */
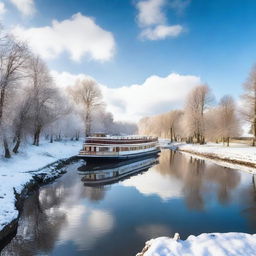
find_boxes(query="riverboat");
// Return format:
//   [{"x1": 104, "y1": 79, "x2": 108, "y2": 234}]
[
  {"x1": 78, "y1": 135, "x2": 160, "y2": 161},
  {"x1": 78, "y1": 157, "x2": 158, "y2": 186}
]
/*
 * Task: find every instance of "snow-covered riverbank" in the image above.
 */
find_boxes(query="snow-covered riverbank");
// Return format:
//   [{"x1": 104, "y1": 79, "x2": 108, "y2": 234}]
[
  {"x1": 160, "y1": 140, "x2": 256, "y2": 173},
  {"x1": 137, "y1": 233, "x2": 256, "y2": 256},
  {"x1": 0, "y1": 140, "x2": 81, "y2": 239}
]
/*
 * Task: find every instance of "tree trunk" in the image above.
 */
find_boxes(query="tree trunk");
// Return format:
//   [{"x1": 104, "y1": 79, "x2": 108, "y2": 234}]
[
  {"x1": 196, "y1": 133, "x2": 200, "y2": 144},
  {"x1": 253, "y1": 114, "x2": 256, "y2": 146},
  {"x1": 13, "y1": 135, "x2": 21, "y2": 153},
  {"x1": 50, "y1": 134, "x2": 53, "y2": 143},
  {"x1": 33, "y1": 131, "x2": 37, "y2": 145},
  {"x1": 75, "y1": 131, "x2": 80, "y2": 141},
  {"x1": 33, "y1": 126, "x2": 41, "y2": 146},
  {"x1": 85, "y1": 122, "x2": 91, "y2": 137},
  {"x1": 0, "y1": 88, "x2": 6, "y2": 123},
  {"x1": 36, "y1": 130, "x2": 40, "y2": 146},
  {"x1": 200, "y1": 135, "x2": 205, "y2": 145},
  {"x1": 227, "y1": 137, "x2": 230, "y2": 147},
  {"x1": 253, "y1": 90, "x2": 256, "y2": 146},
  {"x1": 3, "y1": 136, "x2": 11, "y2": 158},
  {"x1": 170, "y1": 127, "x2": 173, "y2": 142},
  {"x1": 85, "y1": 110, "x2": 91, "y2": 137}
]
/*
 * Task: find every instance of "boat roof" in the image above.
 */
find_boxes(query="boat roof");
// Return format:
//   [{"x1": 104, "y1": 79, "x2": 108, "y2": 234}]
[{"x1": 84, "y1": 135, "x2": 158, "y2": 145}]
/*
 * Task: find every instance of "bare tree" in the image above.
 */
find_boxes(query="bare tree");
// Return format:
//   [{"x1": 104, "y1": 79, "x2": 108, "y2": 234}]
[
  {"x1": 69, "y1": 79, "x2": 104, "y2": 137},
  {"x1": 217, "y1": 95, "x2": 240, "y2": 146},
  {"x1": 183, "y1": 85, "x2": 212, "y2": 144},
  {"x1": 0, "y1": 30, "x2": 29, "y2": 157},
  {"x1": 168, "y1": 110, "x2": 183, "y2": 142},
  {"x1": 12, "y1": 93, "x2": 32, "y2": 153},
  {"x1": 204, "y1": 107, "x2": 220, "y2": 143},
  {"x1": 27, "y1": 55, "x2": 67, "y2": 146},
  {"x1": 92, "y1": 110, "x2": 114, "y2": 134},
  {"x1": 27, "y1": 56, "x2": 52, "y2": 146},
  {"x1": 241, "y1": 64, "x2": 256, "y2": 146},
  {"x1": 60, "y1": 113, "x2": 83, "y2": 141}
]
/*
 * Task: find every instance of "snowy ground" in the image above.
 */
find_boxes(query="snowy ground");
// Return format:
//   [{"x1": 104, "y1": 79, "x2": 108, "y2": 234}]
[
  {"x1": 0, "y1": 140, "x2": 82, "y2": 233},
  {"x1": 160, "y1": 140, "x2": 256, "y2": 173},
  {"x1": 137, "y1": 233, "x2": 256, "y2": 256}
]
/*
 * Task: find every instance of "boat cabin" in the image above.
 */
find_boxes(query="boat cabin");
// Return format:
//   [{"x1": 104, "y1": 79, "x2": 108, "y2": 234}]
[{"x1": 78, "y1": 136, "x2": 160, "y2": 160}]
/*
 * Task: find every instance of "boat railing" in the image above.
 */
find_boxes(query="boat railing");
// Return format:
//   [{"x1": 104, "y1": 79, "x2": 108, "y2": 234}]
[
  {"x1": 84, "y1": 138, "x2": 158, "y2": 144},
  {"x1": 79, "y1": 151, "x2": 119, "y2": 156}
]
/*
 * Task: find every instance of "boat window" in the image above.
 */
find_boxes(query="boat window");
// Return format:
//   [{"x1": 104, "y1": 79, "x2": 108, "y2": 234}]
[{"x1": 99, "y1": 147, "x2": 109, "y2": 152}]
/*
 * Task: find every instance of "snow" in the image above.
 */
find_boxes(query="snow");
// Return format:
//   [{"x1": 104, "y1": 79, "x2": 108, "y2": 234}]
[
  {"x1": 137, "y1": 233, "x2": 256, "y2": 256},
  {"x1": 0, "y1": 140, "x2": 81, "y2": 232},
  {"x1": 160, "y1": 141, "x2": 256, "y2": 174}
]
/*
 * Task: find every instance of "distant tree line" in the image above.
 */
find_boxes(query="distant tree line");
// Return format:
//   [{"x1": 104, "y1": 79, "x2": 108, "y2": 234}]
[
  {"x1": 139, "y1": 66, "x2": 256, "y2": 147},
  {"x1": 0, "y1": 27, "x2": 137, "y2": 158}
]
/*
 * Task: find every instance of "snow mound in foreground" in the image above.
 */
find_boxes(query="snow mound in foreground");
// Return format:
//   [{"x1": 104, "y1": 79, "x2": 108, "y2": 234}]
[{"x1": 137, "y1": 233, "x2": 256, "y2": 256}]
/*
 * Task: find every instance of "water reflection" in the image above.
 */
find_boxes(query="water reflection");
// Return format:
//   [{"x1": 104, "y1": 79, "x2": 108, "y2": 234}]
[
  {"x1": 78, "y1": 157, "x2": 158, "y2": 186},
  {"x1": 135, "y1": 224, "x2": 172, "y2": 240},
  {"x1": 82, "y1": 186, "x2": 108, "y2": 201},
  {"x1": 1, "y1": 189, "x2": 66, "y2": 256},
  {"x1": 1, "y1": 162, "x2": 116, "y2": 256},
  {"x1": 124, "y1": 150, "x2": 242, "y2": 210},
  {"x1": 1, "y1": 150, "x2": 256, "y2": 256}
]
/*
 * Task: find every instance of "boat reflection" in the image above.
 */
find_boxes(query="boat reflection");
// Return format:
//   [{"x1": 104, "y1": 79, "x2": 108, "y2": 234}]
[{"x1": 78, "y1": 157, "x2": 159, "y2": 186}]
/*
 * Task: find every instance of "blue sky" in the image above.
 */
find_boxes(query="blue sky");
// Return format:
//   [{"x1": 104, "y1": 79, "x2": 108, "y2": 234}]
[{"x1": 1, "y1": 0, "x2": 256, "y2": 120}]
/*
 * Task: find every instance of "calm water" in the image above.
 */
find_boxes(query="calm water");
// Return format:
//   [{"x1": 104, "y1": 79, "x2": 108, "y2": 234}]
[{"x1": 1, "y1": 150, "x2": 256, "y2": 256}]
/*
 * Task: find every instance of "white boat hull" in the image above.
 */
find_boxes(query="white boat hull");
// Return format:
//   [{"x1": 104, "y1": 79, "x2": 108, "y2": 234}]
[{"x1": 78, "y1": 148, "x2": 160, "y2": 161}]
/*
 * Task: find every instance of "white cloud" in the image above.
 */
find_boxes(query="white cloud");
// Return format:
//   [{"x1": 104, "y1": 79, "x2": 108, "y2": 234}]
[
  {"x1": 51, "y1": 70, "x2": 94, "y2": 87},
  {"x1": 51, "y1": 70, "x2": 201, "y2": 122},
  {"x1": 102, "y1": 73, "x2": 201, "y2": 121},
  {"x1": 141, "y1": 24, "x2": 183, "y2": 40},
  {"x1": 136, "y1": 0, "x2": 184, "y2": 40},
  {"x1": 59, "y1": 207, "x2": 114, "y2": 250},
  {"x1": 136, "y1": 0, "x2": 166, "y2": 27},
  {"x1": 0, "y1": 2, "x2": 6, "y2": 15},
  {"x1": 9, "y1": 0, "x2": 35, "y2": 16},
  {"x1": 12, "y1": 13, "x2": 115, "y2": 61},
  {"x1": 122, "y1": 167, "x2": 183, "y2": 200}
]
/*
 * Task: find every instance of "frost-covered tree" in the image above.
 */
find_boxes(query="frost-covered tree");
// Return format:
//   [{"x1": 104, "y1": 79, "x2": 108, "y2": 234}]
[
  {"x1": 0, "y1": 30, "x2": 29, "y2": 157},
  {"x1": 53, "y1": 113, "x2": 83, "y2": 141},
  {"x1": 241, "y1": 64, "x2": 256, "y2": 146},
  {"x1": 12, "y1": 91, "x2": 33, "y2": 153},
  {"x1": 69, "y1": 79, "x2": 104, "y2": 137},
  {"x1": 183, "y1": 85, "x2": 212, "y2": 144},
  {"x1": 168, "y1": 110, "x2": 183, "y2": 142},
  {"x1": 204, "y1": 107, "x2": 220, "y2": 143},
  {"x1": 217, "y1": 95, "x2": 240, "y2": 146},
  {"x1": 27, "y1": 55, "x2": 67, "y2": 146}
]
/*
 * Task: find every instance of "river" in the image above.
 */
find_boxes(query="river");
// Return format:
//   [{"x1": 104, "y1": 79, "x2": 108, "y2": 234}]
[{"x1": 1, "y1": 150, "x2": 256, "y2": 256}]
